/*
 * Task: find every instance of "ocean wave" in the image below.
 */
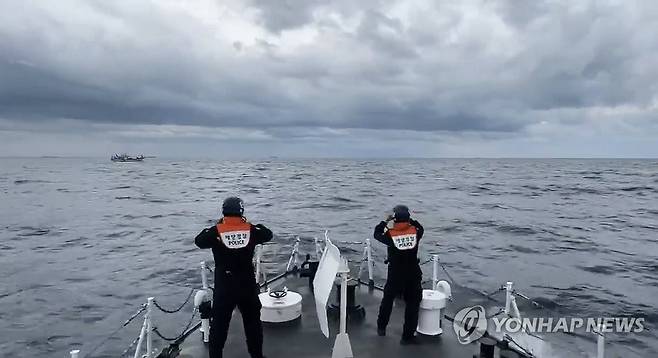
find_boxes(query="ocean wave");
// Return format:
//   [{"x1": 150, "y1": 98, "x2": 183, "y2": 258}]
[
  {"x1": 481, "y1": 203, "x2": 510, "y2": 209},
  {"x1": 565, "y1": 186, "x2": 603, "y2": 195},
  {"x1": 14, "y1": 179, "x2": 50, "y2": 185},
  {"x1": 16, "y1": 227, "x2": 51, "y2": 237},
  {"x1": 58, "y1": 237, "x2": 88, "y2": 248},
  {"x1": 289, "y1": 173, "x2": 312, "y2": 180},
  {"x1": 577, "y1": 265, "x2": 622, "y2": 275},
  {"x1": 438, "y1": 225, "x2": 463, "y2": 233},
  {"x1": 508, "y1": 244, "x2": 542, "y2": 254},
  {"x1": 143, "y1": 198, "x2": 169, "y2": 203},
  {"x1": 618, "y1": 186, "x2": 654, "y2": 192},
  {"x1": 104, "y1": 230, "x2": 135, "y2": 238},
  {"x1": 497, "y1": 224, "x2": 538, "y2": 235}
]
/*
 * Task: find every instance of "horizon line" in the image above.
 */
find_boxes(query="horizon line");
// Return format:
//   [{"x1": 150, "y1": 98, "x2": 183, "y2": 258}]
[{"x1": 1, "y1": 155, "x2": 657, "y2": 160}]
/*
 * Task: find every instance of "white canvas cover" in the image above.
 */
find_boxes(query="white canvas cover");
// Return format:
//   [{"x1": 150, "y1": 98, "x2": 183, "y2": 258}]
[{"x1": 313, "y1": 237, "x2": 341, "y2": 338}]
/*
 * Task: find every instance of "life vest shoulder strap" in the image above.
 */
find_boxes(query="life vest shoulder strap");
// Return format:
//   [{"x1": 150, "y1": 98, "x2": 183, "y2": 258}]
[
  {"x1": 216, "y1": 216, "x2": 251, "y2": 233},
  {"x1": 388, "y1": 222, "x2": 417, "y2": 236}
]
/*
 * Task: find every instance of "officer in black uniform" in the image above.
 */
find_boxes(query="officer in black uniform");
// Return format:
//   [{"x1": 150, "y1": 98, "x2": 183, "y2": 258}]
[
  {"x1": 373, "y1": 204, "x2": 424, "y2": 344},
  {"x1": 195, "y1": 197, "x2": 272, "y2": 358}
]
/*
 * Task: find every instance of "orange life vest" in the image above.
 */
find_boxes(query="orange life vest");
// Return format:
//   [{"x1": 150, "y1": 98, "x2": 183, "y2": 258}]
[
  {"x1": 216, "y1": 216, "x2": 251, "y2": 249},
  {"x1": 388, "y1": 222, "x2": 417, "y2": 250}
]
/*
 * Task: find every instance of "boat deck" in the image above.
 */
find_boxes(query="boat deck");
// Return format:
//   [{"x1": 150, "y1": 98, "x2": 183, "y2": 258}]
[{"x1": 176, "y1": 275, "x2": 492, "y2": 358}]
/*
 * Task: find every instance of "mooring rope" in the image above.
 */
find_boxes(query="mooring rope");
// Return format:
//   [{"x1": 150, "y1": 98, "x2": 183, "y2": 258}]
[
  {"x1": 483, "y1": 286, "x2": 506, "y2": 298},
  {"x1": 152, "y1": 309, "x2": 198, "y2": 342},
  {"x1": 434, "y1": 255, "x2": 458, "y2": 285},
  {"x1": 486, "y1": 308, "x2": 505, "y2": 319},
  {"x1": 153, "y1": 288, "x2": 195, "y2": 314}
]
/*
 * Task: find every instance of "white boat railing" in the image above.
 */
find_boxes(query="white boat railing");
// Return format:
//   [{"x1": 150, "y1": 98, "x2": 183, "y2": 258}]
[{"x1": 356, "y1": 239, "x2": 374, "y2": 286}]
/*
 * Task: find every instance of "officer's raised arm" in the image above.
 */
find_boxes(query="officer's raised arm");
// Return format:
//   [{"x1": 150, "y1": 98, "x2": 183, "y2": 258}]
[
  {"x1": 253, "y1": 223, "x2": 273, "y2": 245},
  {"x1": 373, "y1": 219, "x2": 392, "y2": 246},
  {"x1": 195, "y1": 226, "x2": 218, "y2": 249}
]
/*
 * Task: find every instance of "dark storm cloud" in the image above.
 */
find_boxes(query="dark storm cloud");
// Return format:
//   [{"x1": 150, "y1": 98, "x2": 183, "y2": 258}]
[
  {"x1": 0, "y1": 0, "x2": 657, "y2": 137},
  {"x1": 246, "y1": 0, "x2": 387, "y2": 33},
  {"x1": 246, "y1": 0, "x2": 324, "y2": 33}
]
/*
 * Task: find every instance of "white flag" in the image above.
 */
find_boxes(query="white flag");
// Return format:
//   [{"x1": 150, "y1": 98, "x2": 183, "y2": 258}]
[{"x1": 313, "y1": 237, "x2": 341, "y2": 338}]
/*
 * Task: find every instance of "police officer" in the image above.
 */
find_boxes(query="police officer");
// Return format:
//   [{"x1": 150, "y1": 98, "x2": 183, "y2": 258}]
[
  {"x1": 195, "y1": 197, "x2": 272, "y2": 358},
  {"x1": 373, "y1": 204, "x2": 424, "y2": 345}
]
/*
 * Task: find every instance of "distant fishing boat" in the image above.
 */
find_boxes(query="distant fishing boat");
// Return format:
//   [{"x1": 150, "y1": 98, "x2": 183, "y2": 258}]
[{"x1": 111, "y1": 153, "x2": 145, "y2": 162}]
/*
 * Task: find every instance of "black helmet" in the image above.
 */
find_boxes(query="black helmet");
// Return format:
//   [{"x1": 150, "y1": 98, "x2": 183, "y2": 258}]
[
  {"x1": 393, "y1": 205, "x2": 410, "y2": 222},
  {"x1": 222, "y1": 197, "x2": 244, "y2": 216}
]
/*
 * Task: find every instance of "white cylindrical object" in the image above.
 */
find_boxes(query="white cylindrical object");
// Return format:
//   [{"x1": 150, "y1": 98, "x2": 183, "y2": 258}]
[
  {"x1": 294, "y1": 238, "x2": 300, "y2": 267},
  {"x1": 133, "y1": 318, "x2": 148, "y2": 358},
  {"x1": 202, "y1": 318, "x2": 210, "y2": 343},
  {"x1": 504, "y1": 281, "x2": 513, "y2": 316},
  {"x1": 597, "y1": 324, "x2": 605, "y2": 358},
  {"x1": 340, "y1": 272, "x2": 348, "y2": 334},
  {"x1": 510, "y1": 296, "x2": 521, "y2": 319},
  {"x1": 146, "y1": 297, "x2": 154, "y2": 358},
  {"x1": 201, "y1": 261, "x2": 208, "y2": 290},
  {"x1": 432, "y1": 255, "x2": 439, "y2": 290},
  {"x1": 357, "y1": 244, "x2": 367, "y2": 280},
  {"x1": 259, "y1": 291, "x2": 303, "y2": 323},
  {"x1": 315, "y1": 237, "x2": 323, "y2": 260},
  {"x1": 255, "y1": 245, "x2": 262, "y2": 283},
  {"x1": 366, "y1": 239, "x2": 373, "y2": 282},
  {"x1": 287, "y1": 238, "x2": 300, "y2": 271},
  {"x1": 70, "y1": 350, "x2": 80, "y2": 358},
  {"x1": 417, "y1": 289, "x2": 448, "y2": 335}
]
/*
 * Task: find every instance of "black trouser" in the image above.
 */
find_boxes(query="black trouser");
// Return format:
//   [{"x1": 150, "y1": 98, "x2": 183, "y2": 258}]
[
  {"x1": 377, "y1": 265, "x2": 422, "y2": 339},
  {"x1": 209, "y1": 276, "x2": 263, "y2": 358}
]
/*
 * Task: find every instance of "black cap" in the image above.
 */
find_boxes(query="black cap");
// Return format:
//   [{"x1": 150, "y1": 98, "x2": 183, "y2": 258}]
[
  {"x1": 222, "y1": 197, "x2": 244, "y2": 216},
  {"x1": 393, "y1": 205, "x2": 410, "y2": 222}
]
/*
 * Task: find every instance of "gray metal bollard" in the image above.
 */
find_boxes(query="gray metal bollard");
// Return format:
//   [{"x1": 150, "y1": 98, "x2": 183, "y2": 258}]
[{"x1": 478, "y1": 337, "x2": 496, "y2": 358}]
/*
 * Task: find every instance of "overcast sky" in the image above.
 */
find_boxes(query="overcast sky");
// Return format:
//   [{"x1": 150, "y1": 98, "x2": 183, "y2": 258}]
[{"x1": 1, "y1": 0, "x2": 657, "y2": 158}]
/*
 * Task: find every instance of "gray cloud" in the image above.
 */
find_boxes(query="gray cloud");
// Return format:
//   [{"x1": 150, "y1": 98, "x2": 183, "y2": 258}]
[
  {"x1": 247, "y1": 0, "x2": 324, "y2": 33},
  {"x1": 0, "y1": 0, "x2": 657, "y2": 157}
]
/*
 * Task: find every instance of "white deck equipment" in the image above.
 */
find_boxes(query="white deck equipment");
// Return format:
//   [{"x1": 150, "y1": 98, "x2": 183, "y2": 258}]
[
  {"x1": 195, "y1": 261, "x2": 212, "y2": 343},
  {"x1": 259, "y1": 287, "x2": 303, "y2": 323},
  {"x1": 417, "y1": 255, "x2": 451, "y2": 335}
]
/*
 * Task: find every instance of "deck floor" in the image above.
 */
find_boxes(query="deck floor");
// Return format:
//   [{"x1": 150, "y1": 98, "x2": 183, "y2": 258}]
[{"x1": 177, "y1": 276, "x2": 481, "y2": 358}]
